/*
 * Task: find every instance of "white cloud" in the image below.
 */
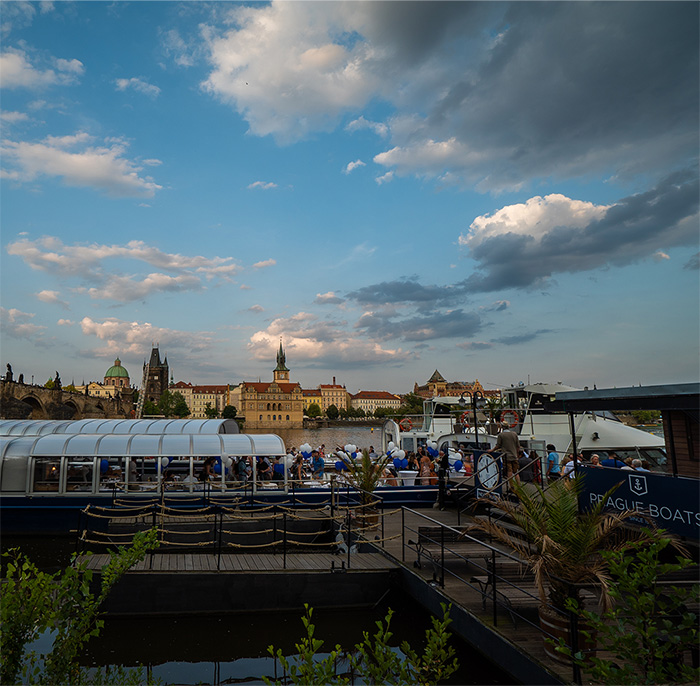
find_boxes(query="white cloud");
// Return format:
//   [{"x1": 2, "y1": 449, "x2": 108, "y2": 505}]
[
  {"x1": 249, "y1": 312, "x2": 412, "y2": 367},
  {"x1": 247, "y1": 181, "x2": 278, "y2": 190},
  {"x1": 0, "y1": 306, "x2": 46, "y2": 339},
  {"x1": 460, "y1": 194, "x2": 612, "y2": 250},
  {"x1": 248, "y1": 304, "x2": 264, "y2": 313},
  {"x1": 35, "y1": 289, "x2": 68, "y2": 308},
  {"x1": 653, "y1": 251, "x2": 670, "y2": 262},
  {"x1": 115, "y1": 77, "x2": 161, "y2": 98},
  {"x1": 7, "y1": 236, "x2": 242, "y2": 302},
  {"x1": 375, "y1": 171, "x2": 394, "y2": 185},
  {"x1": 1, "y1": 132, "x2": 162, "y2": 197},
  {"x1": 240, "y1": 284, "x2": 252, "y2": 290},
  {"x1": 0, "y1": 48, "x2": 84, "y2": 89},
  {"x1": 343, "y1": 159, "x2": 366, "y2": 174},
  {"x1": 0, "y1": 110, "x2": 29, "y2": 123},
  {"x1": 314, "y1": 291, "x2": 345, "y2": 305},
  {"x1": 161, "y1": 28, "x2": 196, "y2": 68},
  {"x1": 80, "y1": 316, "x2": 214, "y2": 359},
  {"x1": 57, "y1": 318, "x2": 73, "y2": 326},
  {"x1": 252, "y1": 258, "x2": 276, "y2": 269},
  {"x1": 77, "y1": 273, "x2": 202, "y2": 303},
  {"x1": 346, "y1": 116, "x2": 388, "y2": 138}
]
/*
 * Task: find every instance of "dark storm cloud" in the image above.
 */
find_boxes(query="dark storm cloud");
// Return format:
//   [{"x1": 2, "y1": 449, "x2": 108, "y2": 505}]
[
  {"x1": 355, "y1": 308, "x2": 482, "y2": 342},
  {"x1": 465, "y1": 169, "x2": 699, "y2": 292},
  {"x1": 381, "y1": 2, "x2": 698, "y2": 189},
  {"x1": 347, "y1": 278, "x2": 466, "y2": 307},
  {"x1": 493, "y1": 329, "x2": 554, "y2": 346}
]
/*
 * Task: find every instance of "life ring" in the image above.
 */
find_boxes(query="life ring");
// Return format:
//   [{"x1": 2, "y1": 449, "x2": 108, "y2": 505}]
[
  {"x1": 459, "y1": 411, "x2": 471, "y2": 426},
  {"x1": 399, "y1": 418, "x2": 413, "y2": 432},
  {"x1": 501, "y1": 410, "x2": 520, "y2": 428}
]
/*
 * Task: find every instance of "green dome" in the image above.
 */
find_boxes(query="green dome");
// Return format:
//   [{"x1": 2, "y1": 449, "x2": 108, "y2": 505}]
[{"x1": 105, "y1": 358, "x2": 129, "y2": 378}]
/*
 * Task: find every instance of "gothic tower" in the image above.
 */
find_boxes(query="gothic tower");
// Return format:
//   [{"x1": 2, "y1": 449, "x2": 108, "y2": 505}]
[{"x1": 273, "y1": 339, "x2": 289, "y2": 383}]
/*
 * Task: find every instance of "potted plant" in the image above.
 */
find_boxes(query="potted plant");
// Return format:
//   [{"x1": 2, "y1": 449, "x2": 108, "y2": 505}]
[
  {"x1": 474, "y1": 477, "x2": 644, "y2": 663},
  {"x1": 340, "y1": 447, "x2": 389, "y2": 527}
]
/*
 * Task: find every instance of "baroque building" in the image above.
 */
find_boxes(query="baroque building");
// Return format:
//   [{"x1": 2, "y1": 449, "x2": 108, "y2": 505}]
[
  {"x1": 230, "y1": 342, "x2": 304, "y2": 429},
  {"x1": 170, "y1": 381, "x2": 229, "y2": 419},
  {"x1": 350, "y1": 390, "x2": 401, "y2": 415},
  {"x1": 413, "y1": 370, "x2": 485, "y2": 399}
]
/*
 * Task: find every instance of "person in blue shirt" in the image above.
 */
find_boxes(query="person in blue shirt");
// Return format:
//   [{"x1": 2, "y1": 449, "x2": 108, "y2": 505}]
[
  {"x1": 311, "y1": 450, "x2": 325, "y2": 478},
  {"x1": 546, "y1": 444, "x2": 561, "y2": 480},
  {"x1": 600, "y1": 451, "x2": 626, "y2": 468}
]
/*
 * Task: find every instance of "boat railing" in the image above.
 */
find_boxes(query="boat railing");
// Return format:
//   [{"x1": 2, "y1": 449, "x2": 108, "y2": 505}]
[{"x1": 399, "y1": 506, "x2": 594, "y2": 685}]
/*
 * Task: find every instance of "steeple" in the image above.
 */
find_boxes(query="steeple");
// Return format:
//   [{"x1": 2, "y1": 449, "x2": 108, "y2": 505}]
[{"x1": 273, "y1": 339, "x2": 290, "y2": 383}]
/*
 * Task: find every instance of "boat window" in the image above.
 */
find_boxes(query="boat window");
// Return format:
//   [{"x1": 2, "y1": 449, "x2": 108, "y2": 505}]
[
  {"x1": 66, "y1": 458, "x2": 95, "y2": 492},
  {"x1": 594, "y1": 410, "x2": 620, "y2": 421},
  {"x1": 97, "y1": 457, "x2": 126, "y2": 492},
  {"x1": 32, "y1": 457, "x2": 61, "y2": 492},
  {"x1": 639, "y1": 448, "x2": 669, "y2": 472}
]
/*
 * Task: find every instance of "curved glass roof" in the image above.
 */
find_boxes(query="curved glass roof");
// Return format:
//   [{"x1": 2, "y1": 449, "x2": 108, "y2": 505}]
[
  {"x1": 0, "y1": 418, "x2": 239, "y2": 436},
  {"x1": 0, "y1": 432, "x2": 285, "y2": 458}
]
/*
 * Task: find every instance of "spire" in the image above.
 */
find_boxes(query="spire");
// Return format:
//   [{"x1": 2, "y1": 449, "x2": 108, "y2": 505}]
[{"x1": 275, "y1": 338, "x2": 289, "y2": 372}]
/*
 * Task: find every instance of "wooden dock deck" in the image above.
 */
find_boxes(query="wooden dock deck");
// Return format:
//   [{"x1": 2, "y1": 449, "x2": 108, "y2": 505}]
[{"x1": 81, "y1": 551, "x2": 396, "y2": 573}]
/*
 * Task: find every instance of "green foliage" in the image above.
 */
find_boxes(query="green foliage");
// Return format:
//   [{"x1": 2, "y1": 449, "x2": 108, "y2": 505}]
[
  {"x1": 326, "y1": 403, "x2": 340, "y2": 420},
  {"x1": 264, "y1": 605, "x2": 347, "y2": 686},
  {"x1": 222, "y1": 404, "x2": 237, "y2": 419},
  {"x1": 397, "y1": 393, "x2": 423, "y2": 416},
  {"x1": 631, "y1": 410, "x2": 661, "y2": 424},
  {"x1": 557, "y1": 535, "x2": 699, "y2": 685},
  {"x1": 341, "y1": 448, "x2": 389, "y2": 506},
  {"x1": 157, "y1": 390, "x2": 190, "y2": 418},
  {"x1": 306, "y1": 402, "x2": 322, "y2": 418},
  {"x1": 44, "y1": 378, "x2": 55, "y2": 389},
  {"x1": 475, "y1": 478, "x2": 645, "y2": 609},
  {"x1": 265, "y1": 603, "x2": 458, "y2": 686},
  {"x1": 1, "y1": 529, "x2": 159, "y2": 685},
  {"x1": 142, "y1": 399, "x2": 159, "y2": 416},
  {"x1": 204, "y1": 401, "x2": 219, "y2": 418}
]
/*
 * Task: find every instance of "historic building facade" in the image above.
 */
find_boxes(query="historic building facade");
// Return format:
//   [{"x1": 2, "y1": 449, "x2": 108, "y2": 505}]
[
  {"x1": 349, "y1": 390, "x2": 401, "y2": 415},
  {"x1": 170, "y1": 381, "x2": 229, "y2": 419},
  {"x1": 229, "y1": 342, "x2": 304, "y2": 429},
  {"x1": 318, "y1": 377, "x2": 348, "y2": 412},
  {"x1": 413, "y1": 370, "x2": 486, "y2": 399}
]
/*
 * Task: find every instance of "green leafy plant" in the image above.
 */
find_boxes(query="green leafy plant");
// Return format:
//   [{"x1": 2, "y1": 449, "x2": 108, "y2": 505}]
[
  {"x1": 556, "y1": 535, "x2": 699, "y2": 685},
  {"x1": 475, "y1": 477, "x2": 644, "y2": 611},
  {"x1": 265, "y1": 603, "x2": 458, "y2": 685},
  {"x1": 1, "y1": 529, "x2": 159, "y2": 685},
  {"x1": 341, "y1": 448, "x2": 390, "y2": 507}
]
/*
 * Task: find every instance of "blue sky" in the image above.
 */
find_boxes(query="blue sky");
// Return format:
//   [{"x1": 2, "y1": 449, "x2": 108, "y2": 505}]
[{"x1": 1, "y1": 1, "x2": 698, "y2": 394}]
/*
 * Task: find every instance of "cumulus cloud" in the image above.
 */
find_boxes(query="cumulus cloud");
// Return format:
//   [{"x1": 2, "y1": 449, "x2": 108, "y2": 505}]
[
  {"x1": 653, "y1": 251, "x2": 670, "y2": 262},
  {"x1": 57, "y1": 318, "x2": 73, "y2": 326},
  {"x1": 249, "y1": 312, "x2": 412, "y2": 368},
  {"x1": 252, "y1": 258, "x2": 276, "y2": 269},
  {"x1": 115, "y1": 77, "x2": 161, "y2": 98},
  {"x1": 375, "y1": 171, "x2": 394, "y2": 185},
  {"x1": 347, "y1": 278, "x2": 465, "y2": 309},
  {"x1": 198, "y1": 1, "x2": 696, "y2": 189},
  {"x1": 460, "y1": 169, "x2": 699, "y2": 291},
  {"x1": 1, "y1": 110, "x2": 29, "y2": 123},
  {"x1": 346, "y1": 116, "x2": 388, "y2": 138},
  {"x1": 343, "y1": 159, "x2": 365, "y2": 174},
  {"x1": 7, "y1": 236, "x2": 242, "y2": 302},
  {"x1": 1, "y1": 306, "x2": 46, "y2": 339},
  {"x1": 247, "y1": 180, "x2": 278, "y2": 190},
  {"x1": 35, "y1": 289, "x2": 68, "y2": 308},
  {"x1": 314, "y1": 291, "x2": 345, "y2": 305},
  {"x1": 1, "y1": 132, "x2": 162, "y2": 197},
  {"x1": 80, "y1": 316, "x2": 214, "y2": 359},
  {"x1": 248, "y1": 304, "x2": 264, "y2": 313},
  {"x1": 0, "y1": 48, "x2": 84, "y2": 88},
  {"x1": 355, "y1": 308, "x2": 483, "y2": 342}
]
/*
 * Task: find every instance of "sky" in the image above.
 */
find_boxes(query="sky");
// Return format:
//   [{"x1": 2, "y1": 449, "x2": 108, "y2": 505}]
[{"x1": 1, "y1": 0, "x2": 698, "y2": 395}]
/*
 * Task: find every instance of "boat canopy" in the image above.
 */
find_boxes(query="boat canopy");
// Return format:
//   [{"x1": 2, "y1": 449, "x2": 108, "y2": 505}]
[
  {"x1": 0, "y1": 418, "x2": 240, "y2": 436},
  {"x1": 0, "y1": 432, "x2": 285, "y2": 459}
]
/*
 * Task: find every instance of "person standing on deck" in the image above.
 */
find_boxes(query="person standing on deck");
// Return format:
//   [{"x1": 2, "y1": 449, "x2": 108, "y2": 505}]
[
  {"x1": 546, "y1": 444, "x2": 561, "y2": 480},
  {"x1": 487, "y1": 423, "x2": 520, "y2": 481}
]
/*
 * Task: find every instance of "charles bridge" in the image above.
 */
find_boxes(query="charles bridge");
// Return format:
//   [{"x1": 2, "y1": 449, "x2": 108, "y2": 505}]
[{"x1": 0, "y1": 379, "x2": 135, "y2": 420}]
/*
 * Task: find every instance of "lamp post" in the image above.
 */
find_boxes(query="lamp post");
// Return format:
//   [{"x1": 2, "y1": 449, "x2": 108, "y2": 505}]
[{"x1": 459, "y1": 390, "x2": 486, "y2": 449}]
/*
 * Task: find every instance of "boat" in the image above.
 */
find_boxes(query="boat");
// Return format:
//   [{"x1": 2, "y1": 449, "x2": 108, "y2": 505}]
[
  {"x1": 0, "y1": 421, "x2": 440, "y2": 535},
  {"x1": 381, "y1": 382, "x2": 667, "y2": 470}
]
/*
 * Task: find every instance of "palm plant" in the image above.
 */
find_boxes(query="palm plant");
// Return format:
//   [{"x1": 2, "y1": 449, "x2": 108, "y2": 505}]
[
  {"x1": 475, "y1": 477, "x2": 645, "y2": 611},
  {"x1": 340, "y1": 448, "x2": 390, "y2": 506}
]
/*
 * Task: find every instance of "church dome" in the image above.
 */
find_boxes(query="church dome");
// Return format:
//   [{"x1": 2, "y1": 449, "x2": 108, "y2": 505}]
[{"x1": 105, "y1": 358, "x2": 129, "y2": 379}]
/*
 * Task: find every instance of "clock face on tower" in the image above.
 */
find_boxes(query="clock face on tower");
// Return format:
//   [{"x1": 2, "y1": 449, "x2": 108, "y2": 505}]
[{"x1": 476, "y1": 454, "x2": 500, "y2": 490}]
